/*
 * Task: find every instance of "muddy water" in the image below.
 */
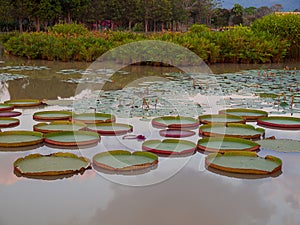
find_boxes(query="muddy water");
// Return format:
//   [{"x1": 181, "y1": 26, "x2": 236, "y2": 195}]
[{"x1": 0, "y1": 55, "x2": 300, "y2": 225}]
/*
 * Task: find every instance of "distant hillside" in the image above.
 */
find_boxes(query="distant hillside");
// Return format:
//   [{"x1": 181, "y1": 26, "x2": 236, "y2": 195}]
[{"x1": 221, "y1": 0, "x2": 300, "y2": 11}]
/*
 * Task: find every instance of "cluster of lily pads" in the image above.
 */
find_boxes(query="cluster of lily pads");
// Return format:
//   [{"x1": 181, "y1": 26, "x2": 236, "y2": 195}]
[{"x1": 1, "y1": 97, "x2": 300, "y2": 179}]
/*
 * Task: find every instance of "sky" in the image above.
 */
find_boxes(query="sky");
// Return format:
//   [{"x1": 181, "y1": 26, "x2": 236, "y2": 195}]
[{"x1": 221, "y1": 0, "x2": 300, "y2": 11}]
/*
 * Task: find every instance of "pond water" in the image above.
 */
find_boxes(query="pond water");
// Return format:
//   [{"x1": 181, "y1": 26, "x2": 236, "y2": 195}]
[{"x1": 0, "y1": 55, "x2": 300, "y2": 225}]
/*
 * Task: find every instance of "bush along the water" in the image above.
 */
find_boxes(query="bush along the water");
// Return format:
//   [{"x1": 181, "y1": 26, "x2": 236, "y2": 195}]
[{"x1": 2, "y1": 22, "x2": 293, "y2": 63}]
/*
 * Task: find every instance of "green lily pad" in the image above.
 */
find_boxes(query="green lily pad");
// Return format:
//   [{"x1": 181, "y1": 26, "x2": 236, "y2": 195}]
[
  {"x1": 199, "y1": 123, "x2": 265, "y2": 139},
  {"x1": 44, "y1": 131, "x2": 100, "y2": 146},
  {"x1": 72, "y1": 112, "x2": 116, "y2": 124},
  {"x1": 4, "y1": 99, "x2": 42, "y2": 107},
  {"x1": 93, "y1": 150, "x2": 158, "y2": 171},
  {"x1": 0, "y1": 117, "x2": 20, "y2": 128},
  {"x1": 257, "y1": 116, "x2": 300, "y2": 129},
  {"x1": 152, "y1": 116, "x2": 199, "y2": 128},
  {"x1": 142, "y1": 139, "x2": 196, "y2": 155},
  {"x1": 86, "y1": 123, "x2": 133, "y2": 135},
  {"x1": 219, "y1": 108, "x2": 268, "y2": 121},
  {"x1": 14, "y1": 152, "x2": 91, "y2": 176},
  {"x1": 205, "y1": 151, "x2": 282, "y2": 175},
  {"x1": 256, "y1": 139, "x2": 300, "y2": 153},
  {"x1": 199, "y1": 114, "x2": 245, "y2": 124},
  {"x1": 33, "y1": 110, "x2": 73, "y2": 121},
  {"x1": 0, "y1": 131, "x2": 44, "y2": 147},
  {"x1": 33, "y1": 121, "x2": 86, "y2": 133},
  {"x1": 198, "y1": 137, "x2": 260, "y2": 153},
  {"x1": 0, "y1": 103, "x2": 14, "y2": 111}
]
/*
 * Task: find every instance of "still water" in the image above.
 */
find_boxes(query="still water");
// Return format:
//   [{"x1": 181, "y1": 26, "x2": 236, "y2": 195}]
[{"x1": 0, "y1": 55, "x2": 300, "y2": 225}]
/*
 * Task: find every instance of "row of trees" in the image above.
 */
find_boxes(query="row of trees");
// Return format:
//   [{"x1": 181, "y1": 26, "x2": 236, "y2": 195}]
[{"x1": 0, "y1": 0, "x2": 297, "y2": 33}]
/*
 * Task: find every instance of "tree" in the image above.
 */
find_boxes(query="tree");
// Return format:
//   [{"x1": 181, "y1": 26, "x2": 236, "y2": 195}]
[
  {"x1": 37, "y1": 0, "x2": 62, "y2": 30},
  {"x1": 270, "y1": 4, "x2": 283, "y2": 12},
  {"x1": 231, "y1": 3, "x2": 243, "y2": 25},
  {"x1": 243, "y1": 7, "x2": 257, "y2": 26},
  {"x1": 212, "y1": 8, "x2": 230, "y2": 27}
]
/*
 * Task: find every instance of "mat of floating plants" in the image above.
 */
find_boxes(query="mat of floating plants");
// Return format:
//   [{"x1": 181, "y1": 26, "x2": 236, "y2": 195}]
[
  {"x1": 197, "y1": 137, "x2": 260, "y2": 153},
  {"x1": 199, "y1": 123, "x2": 265, "y2": 139},
  {"x1": 14, "y1": 152, "x2": 91, "y2": 177},
  {"x1": 93, "y1": 150, "x2": 158, "y2": 171},
  {"x1": 205, "y1": 151, "x2": 282, "y2": 175}
]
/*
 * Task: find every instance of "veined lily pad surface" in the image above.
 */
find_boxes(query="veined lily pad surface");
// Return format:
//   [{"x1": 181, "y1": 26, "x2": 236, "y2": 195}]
[
  {"x1": 33, "y1": 121, "x2": 86, "y2": 133},
  {"x1": 0, "y1": 111, "x2": 22, "y2": 117},
  {"x1": 14, "y1": 152, "x2": 91, "y2": 176},
  {"x1": 0, "y1": 103, "x2": 14, "y2": 111},
  {"x1": 219, "y1": 108, "x2": 268, "y2": 121},
  {"x1": 0, "y1": 117, "x2": 20, "y2": 128},
  {"x1": 86, "y1": 123, "x2": 133, "y2": 135},
  {"x1": 152, "y1": 116, "x2": 199, "y2": 128},
  {"x1": 199, "y1": 114, "x2": 245, "y2": 124},
  {"x1": 205, "y1": 151, "x2": 282, "y2": 175},
  {"x1": 256, "y1": 139, "x2": 300, "y2": 153},
  {"x1": 142, "y1": 139, "x2": 197, "y2": 155},
  {"x1": 33, "y1": 110, "x2": 73, "y2": 121},
  {"x1": 197, "y1": 137, "x2": 260, "y2": 153},
  {"x1": 0, "y1": 131, "x2": 44, "y2": 147},
  {"x1": 159, "y1": 129, "x2": 196, "y2": 138},
  {"x1": 4, "y1": 99, "x2": 42, "y2": 107},
  {"x1": 199, "y1": 123, "x2": 265, "y2": 139},
  {"x1": 257, "y1": 116, "x2": 300, "y2": 129},
  {"x1": 44, "y1": 131, "x2": 100, "y2": 146},
  {"x1": 72, "y1": 112, "x2": 116, "y2": 124},
  {"x1": 93, "y1": 150, "x2": 158, "y2": 171}
]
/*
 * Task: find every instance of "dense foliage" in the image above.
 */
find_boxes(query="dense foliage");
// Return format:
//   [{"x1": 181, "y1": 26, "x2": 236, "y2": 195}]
[{"x1": 3, "y1": 23, "x2": 290, "y2": 63}]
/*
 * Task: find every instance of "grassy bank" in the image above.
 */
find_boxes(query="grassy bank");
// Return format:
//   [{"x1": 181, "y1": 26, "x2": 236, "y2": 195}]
[{"x1": 2, "y1": 14, "x2": 299, "y2": 64}]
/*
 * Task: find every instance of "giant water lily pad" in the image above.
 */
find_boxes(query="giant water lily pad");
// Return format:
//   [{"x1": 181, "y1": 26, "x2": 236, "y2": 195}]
[
  {"x1": 33, "y1": 110, "x2": 73, "y2": 121},
  {"x1": 152, "y1": 116, "x2": 199, "y2": 128},
  {"x1": 14, "y1": 152, "x2": 91, "y2": 176},
  {"x1": 0, "y1": 103, "x2": 14, "y2": 111},
  {"x1": 33, "y1": 121, "x2": 86, "y2": 133},
  {"x1": 199, "y1": 123, "x2": 265, "y2": 139},
  {"x1": 197, "y1": 137, "x2": 260, "y2": 153},
  {"x1": 0, "y1": 111, "x2": 22, "y2": 117},
  {"x1": 4, "y1": 99, "x2": 42, "y2": 107},
  {"x1": 0, "y1": 117, "x2": 20, "y2": 128},
  {"x1": 44, "y1": 131, "x2": 100, "y2": 146},
  {"x1": 142, "y1": 139, "x2": 196, "y2": 155},
  {"x1": 0, "y1": 131, "x2": 44, "y2": 147},
  {"x1": 86, "y1": 123, "x2": 133, "y2": 135},
  {"x1": 159, "y1": 129, "x2": 196, "y2": 138},
  {"x1": 219, "y1": 108, "x2": 268, "y2": 121},
  {"x1": 72, "y1": 113, "x2": 116, "y2": 124},
  {"x1": 257, "y1": 116, "x2": 300, "y2": 129},
  {"x1": 256, "y1": 139, "x2": 300, "y2": 153},
  {"x1": 205, "y1": 152, "x2": 282, "y2": 175},
  {"x1": 199, "y1": 114, "x2": 245, "y2": 124},
  {"x1": 93, "y1": 150, "x2": 158, "y2": 171}
]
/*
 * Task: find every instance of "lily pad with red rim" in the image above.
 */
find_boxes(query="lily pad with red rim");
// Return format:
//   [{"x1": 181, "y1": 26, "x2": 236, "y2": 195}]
[
  {"x1": 4, "y1": 99, "x2": 42, "y2": 107},
  {"x1": 0, "y1": 111, "x2": 22, "y2": 117},
  {"x1": 0, "y1": 131, "x2": 44, "y2": 147},
  {"x1": 199, "y1": 114, "x2": 245, "y2": 124},
  {"x1": 44, "y1": 130, "x2": 100, "y2": 146},
  {"x1": 152, "y1": 116, "x2": 199, "y2": 128},
  {"x1": 86, "y1": 123, "x2": 133, "y2": 135},
  {"x1": 14, "y1": 152, "x2": 91, "y2": 177},
  {"x1": 0, "y1": 103, "x2": 14, "y2": 111},
  {"x1": 159, "y1": 129, "x2": 196, "y2": 138},
  {"x1": 257, "y1": 116, "x2": 300, "y2": 129},
  {"x1": 199, "y1": 123, "x2": 265, "y2": 139},
  {"x1": 93, "y1": 150, "x2": 158, "y2": 171},
  {"x1": 197, "y1": 137, "x2": 260, "y2": 153},
  {"x1": 33, "y1": 110, "x2": 73, "y2": 121},
  {"x1": 219, "y1": 108, "x2": 268, "y2": 121},
  {"x1": 205, "y1": 151, "x2": 282, "y2": 175},
  {"x1": 0, "y1": 117, "x2": 20, "y2": 128},
  {"x1": 142, "y1": 139, "x2": 197, "y2": 155},
  {"x1": 72, "y1": 112, "x2": 116, "y2": 124},
  {"x1": 33, "y1": 121, "x2": 86, "y2": 133}
]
